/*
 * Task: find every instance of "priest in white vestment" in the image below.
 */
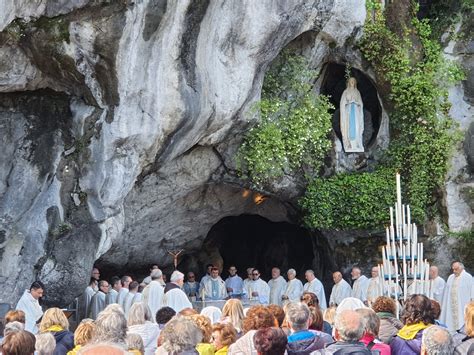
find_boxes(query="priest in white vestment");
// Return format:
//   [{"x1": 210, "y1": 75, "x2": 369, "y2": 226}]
[
  {"x1": 124, "y1": 281, "x2": 141, "y2": 317},
  {"x1": 79, "y1": 278, "x2": 97, "y2": 320},
  {"x1": 329, "y1": 272, "x2": 352, "y2": 306},
  {"x1": 366, "y1": 267, "x2": 382, "y2": 305},
  {"x1": 163, "y1": 270, "x2": 192, "y2": 313},
  {"x1": 106, "y1": 276, "x2": 122, "y2": 305},
  {"x1": 88, "y1": 280, "x2": 109, "y2": 319},
  {"x1": 225, "y1": 266, "x2": 244, "y2": 298},
  {"x1": 282, "y1": 269, "x2": 303, "y2": 305},
  {"x1": 202, "y1": 268, "x2": 228, "y2": 300},
  {"x1": 141, "y1": 264, "x2": 159, "y2": 287},
  {"x1": 304, "y1": 270, "x2": 327, "y2": 309},
  {"x1": 247, "y1": 269, "x2": 270, "y2": 304},
  {"x1": 268, "y1": 267, "x2": 287, "y2": 306},
  {"x1": 15, "y1": 281, "x2": 44, "y2": 333},
  {"x1": 440, "y1": 262, "x2": 474, "y2": 332},
  {"x1": 242, "y1": 268, "x2": 254, "y2": 295},
  {"x1": 143, "y1": 269, "x2": 165, "y2": 318},
  {"x1": 117, "y1": 275, "x2": 132, "y2": 310},
  {"x1": 429, "y1": 266, "x2": 446, "y2": 303},
  {"x1": 351, "y1": 266, "x2": 369, "y2": 304},
  {"x1": 199, "y1": 264, "x2": 214, "y2": 290}
]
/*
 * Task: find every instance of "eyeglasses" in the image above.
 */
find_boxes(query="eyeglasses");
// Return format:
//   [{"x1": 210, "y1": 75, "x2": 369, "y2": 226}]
[{"x1": 252, "y1": 273, "x2": 259, "y2": 276}]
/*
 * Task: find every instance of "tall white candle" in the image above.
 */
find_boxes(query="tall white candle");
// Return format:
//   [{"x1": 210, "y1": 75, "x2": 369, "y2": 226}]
[
  {"x1": 390, "y1": 207, "x2": 394, "y2": 227},
  {"x1": 386, "y1": 227, "x2": 391, "y2": 257},
  {"x1": 403, "y1": 248, "x2": 407, "y2": 301},
  {"x1": 407, "y1": 205, "x2": 411, "y2": 238}
]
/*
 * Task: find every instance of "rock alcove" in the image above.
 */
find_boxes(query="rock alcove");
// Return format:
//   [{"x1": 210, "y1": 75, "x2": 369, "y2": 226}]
[{"x1": 320, "y1": 62, "x2": 382, "y2": 150}]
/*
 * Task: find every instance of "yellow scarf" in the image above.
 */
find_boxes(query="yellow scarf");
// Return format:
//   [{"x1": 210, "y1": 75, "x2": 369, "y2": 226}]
[
  {"x1": 397, "y1": 322, "x2": 430, "y2": 340},
  {"x1": 45, "y1": 325, "x2": 64, "y2": 332},
  {"x1": 67, "y1": 345, "x2": 81, "y2": 355}
]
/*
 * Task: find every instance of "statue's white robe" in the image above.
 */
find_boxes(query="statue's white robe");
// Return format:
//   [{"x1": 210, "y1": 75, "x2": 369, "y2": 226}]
[
  {"x1": 163, "y1": 288, "x2": 192, "y2": 313},
  {"x1": 143, "y1": 280, "x2": 164, "y2": 318},
  {"x1": 329, "y1": 279, "x2": 352, "y2": 306},
  {"x1": 15, "y1": 290, "x2": 43, "y2": 333},
  {"x1": 351, "y1": 275, "x2": 370, "y2": 303},
  {"x1": 284, "y1": 278, "x2": 304, "y2": 303},
  {"x1": 304, "y1": 278, "x2": 327, "y2": 309},
  {"x1": 440, "y1": 270, "x2": 474, "y2": 331},
  {"x1": 429, "y1": 276, "x2": 446, "y2": 303},
  {"x1": 202, "y1": 277, "x2": 227, "y2": 300},
  {"x1": 247, "y1": 279, "x2": 270, "y2": 304},
  {"x1": 105, "y1": 288, "x2": 119, "y2": 305},
  {"x1": 88, "y1": 291, "x2": 106, "y2": 319},
  {"x1": 268, "y1": 276, "x2": 287, "y2": 306}
]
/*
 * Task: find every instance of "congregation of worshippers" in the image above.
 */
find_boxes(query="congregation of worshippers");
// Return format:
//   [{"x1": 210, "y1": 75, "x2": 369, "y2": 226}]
[{"x1": 2, "y1": 261, "x2": 474, "y2": 355}]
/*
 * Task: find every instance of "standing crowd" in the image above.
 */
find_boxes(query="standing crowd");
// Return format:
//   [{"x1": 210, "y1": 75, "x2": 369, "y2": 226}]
[{"x1": 2, "y1": 260, "x2": 473, "y2": 354}]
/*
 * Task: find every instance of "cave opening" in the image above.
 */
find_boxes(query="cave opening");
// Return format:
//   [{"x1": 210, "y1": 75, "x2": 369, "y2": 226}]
[
  {"x1": 195, "y1": 214, "x2": 316, "y2": 282},
  {"x1": 320, "y1": 62, "x2": 382, "y2": 148}
]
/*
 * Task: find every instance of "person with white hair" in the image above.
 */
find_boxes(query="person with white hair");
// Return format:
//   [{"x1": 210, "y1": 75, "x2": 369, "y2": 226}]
[
  {"x1": 282, "y1": 269, "x2": 303, "y2": 304},
  {"x1": 163, "y1": 270, "x2": 192, "y2": 313},
  {"x1": 127, "y1": 302, "x2": 160, "y2": 355},
  {"x1": 304, "y1": 270, "x2": 327, "y2": 310},
  {"x1": 366, "y1": 266, "x2": 382, "y2": 305},
  {"x1": 312, "y1": 310, "x2": 371, "y2": 354},
  {"x1": 268, "y1": 267, "x2": 287, "y2": 306},
  {"x1": 35, "y1": 332, "x2": 56, "y2": 355},
  {"x1": 142, "y1": 269, "x2": 165, "y2": 318},
  {"x1": 421, "y1": 325, "x2": 454, "y2": 355},
  {"x1": 440, "y1": 261, "x2": 474, "y2": 332},
  {"x1": 329, "y1": 272, "x2": 352, "y2": 307},
  {"x1": 93, "y1": 304, "x2": 128, "y2": 347},
  {"x1": 155, "y1": 316, "x2": 202, "y2": 354},
  {"x1": 351, "y1": 266, "x2": 370, "y2": 304}
]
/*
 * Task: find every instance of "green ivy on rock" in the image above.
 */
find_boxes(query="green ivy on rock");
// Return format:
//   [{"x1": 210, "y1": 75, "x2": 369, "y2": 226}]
[{"x1": 237, "y1": 51, "x2": 333, "y2": 187}]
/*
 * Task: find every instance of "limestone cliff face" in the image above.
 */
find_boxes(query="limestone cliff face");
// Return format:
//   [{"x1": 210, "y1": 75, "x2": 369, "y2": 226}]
[{"x1": 0, "y1": 0, "x2": 471, "y2": 307}]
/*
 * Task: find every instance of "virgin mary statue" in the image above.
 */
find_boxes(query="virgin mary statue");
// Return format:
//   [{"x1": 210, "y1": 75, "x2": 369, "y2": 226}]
[{"x1": 340, "y1": 77, "x2": 364, "y2": 152}]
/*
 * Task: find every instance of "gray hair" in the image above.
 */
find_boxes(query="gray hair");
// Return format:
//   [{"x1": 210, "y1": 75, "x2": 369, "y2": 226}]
[
  {"x1": 356, "y1": 308, "x2": 379, "y2": 336},
  {"x1": 160, "y1": 315, "x2": 202, "y2": 352},
  {"x1": 151, "y1": 269, "x2": 163, "y2": 280},
  {"x1": 4, "y1": 321, "x2": 24, "y2": 336},
  {"x1": 305, "y1": 270, "x2": 315, "y2": 276},
  {"x1": 335, "y1": 310, "x2": 365, "y2": 342},
  {"x1": 35, "y1": 332, "x2": 56, "y2": 355},
  {"x1": 285, "y1": 302, "x2": 310, "y2": 331},
  {"x1": 422, "y1": 325, "x2": 453, "y2": 355},
  {"x1": 171, "y1": 270, "x2": 184, "y2": 283},
  {"x1": 287, "y1": 269, "x2": 296, "y2": 276},
  {"x1": 128, "y1": 302, "x2": 152, "y2": 326},
  {"x1": 126, "y1": 333, "x2": 144, "y2": 353},
  {"x1": 93, "y1": 304, "x2": 127, "y2": 345}
]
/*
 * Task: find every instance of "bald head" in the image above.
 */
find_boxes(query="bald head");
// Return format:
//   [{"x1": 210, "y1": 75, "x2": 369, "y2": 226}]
[
  {"x1": 333, "y1": 272, "x2": 343, "y2": 284},
  {"x1": 334, "y1": 310, "x2": 364, "y2": 342},
  {"x1": 429, "y1": 266, "x2": 439, "y2": 280}
]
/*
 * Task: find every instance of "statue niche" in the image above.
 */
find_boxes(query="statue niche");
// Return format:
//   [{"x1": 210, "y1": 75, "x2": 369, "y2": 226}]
[{"x1": 340, "y1": 77, "x2": 364, "y2": 153}]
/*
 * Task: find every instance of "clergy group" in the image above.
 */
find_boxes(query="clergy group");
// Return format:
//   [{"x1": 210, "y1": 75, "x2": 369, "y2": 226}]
[{"x1": 15, "y1": 260, "x2": 473, "y2": 335}]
